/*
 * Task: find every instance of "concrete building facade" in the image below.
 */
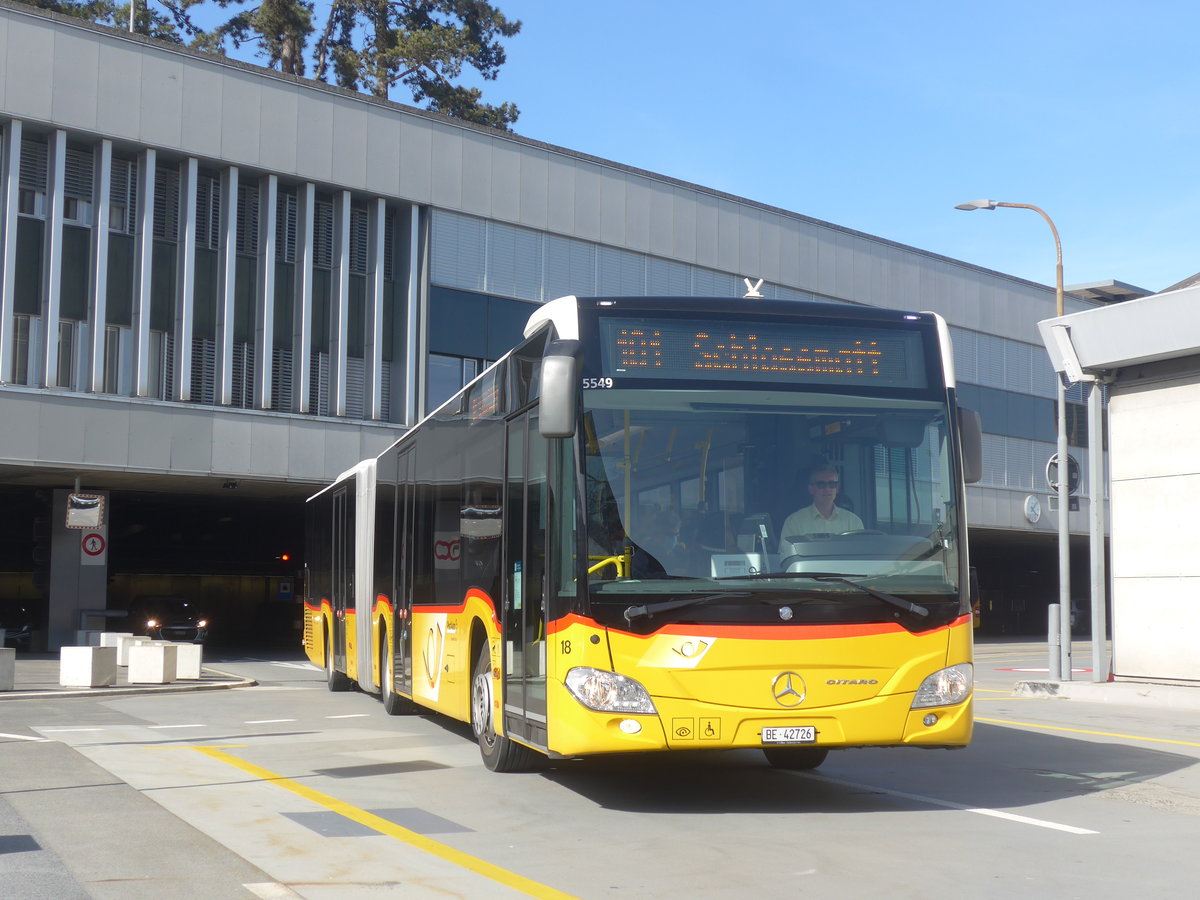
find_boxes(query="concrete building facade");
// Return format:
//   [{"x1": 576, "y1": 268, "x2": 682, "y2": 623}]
[{"x1": 0, "y1": 2, "x2": 1112, "y2": 647}]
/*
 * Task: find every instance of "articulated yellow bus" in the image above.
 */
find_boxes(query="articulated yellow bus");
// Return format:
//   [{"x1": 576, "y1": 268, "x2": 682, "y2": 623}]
[{"x1": 304, "y1": 295, "x2": 982, "y2": 772}]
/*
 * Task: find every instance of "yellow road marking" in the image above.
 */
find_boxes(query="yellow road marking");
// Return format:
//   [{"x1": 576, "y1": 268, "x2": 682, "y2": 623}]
[
  {"x1": 977, "y1": 717, "x2": 1200, "y2": 749},
  {"x1": 187, "y1": 745, "x2": 578, "y2": 899}
]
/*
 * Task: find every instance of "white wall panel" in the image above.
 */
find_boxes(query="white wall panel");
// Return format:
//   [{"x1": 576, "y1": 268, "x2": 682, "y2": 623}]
[
  {"x1": 716, "y1": 200, "x2": 741, "y2": 274},
  {"x1": 572, "y1": 164, "x2": 602, "y2": 241},
  {"x1": 1110, "y1": 379, "x2": 1200, "y2": 481},
  {"x1": 211, "y1": 415, "x2": 253, "y2": 473},
  {"x1": 669, "y1": 187, "x2": 697, "y2": 263},
  {"x1": 0, "y1": 391, "x2": 39, "y2": 461},
  {"x1": 646, "y1": 180, "x2": 674, "y2": 258},
  {"x1": 0, "y1": 13, "x2": 6, "y2": 108},
  {"x1": 331, "y1": 103, "x2": 368, "y2": 190},
  {"x1": 429, "y1": 128, "x2": 464, "y2": 210},
  {"x1": 168, "y1": 407, "x2": 215, "y2": 473},
  {"x1": 93, "y1": 42, "x2": 142, "y2": 139},
  {"x1": 294, "y1": 93, "x2": 334, "y2": 184},
  {"x1": 489, "y1": 139, "x2": 522, "y2": 224},
  {"x1": 1110, "y1": 474, "x2": 1200, "y2": 579},
  {"x1": 3, "y1": 17, "x2": 53, "y2": 118},
  {"x1": 597, "y1": 169, "x2": 625, "y2": 246},
  {"x1": 517, "y1": 145, "x2": 548, "y2": 228},
  {"x1": 248, "y1": 412, "x2": 290, "y2": 476},
  {"x1": 125, "y1": 404, "x2": 172, "y2": 470},
  {"x1": 180, "y1": 63, "x2": 225, "y2": 160},
  {"x1": 1112, "y1": 577, "x2": 1200, "y2": 681},
  {"x1": 364, "y1": 107, "x2": 402, "y2": 197},
  {"x1": 544, "y1": 154, "x2": 576, "y2": 236},
  {"x1": 460, "y1": 130, "x2": 492, "y2": 217},
  {"x1": 50, "y1": 30, "x2": 100, "y2": 130},
  {"x1": 80, "y1": 401, "x2": 131, "y2": 466},
  {"x1": 624, "y1": 173, "x2": 651, "y2": 251},
  {"x1": 139, "y1": 54, "x2": 184, "y2": 149},
  {"x1": 694, "y1": 193, "x2": 719, "y2": 269},
  {"x1": 397, "y1": 115, "x2": 434, "y2": 202}
]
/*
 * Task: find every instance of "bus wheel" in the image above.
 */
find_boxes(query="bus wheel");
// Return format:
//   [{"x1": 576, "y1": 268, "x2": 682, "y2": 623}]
[
  {"x1": 762, "y1": 747, "x2": 829, "y2": 770},
  {"x1": 325, "y1": 632, "x2": 351, "y2": 692},
  {"x1": 381, "y1": 640, "x2": 416, "y2": 715},
  {"x1": 471, "y1": 645, "x2": 537, "y2": 772}
]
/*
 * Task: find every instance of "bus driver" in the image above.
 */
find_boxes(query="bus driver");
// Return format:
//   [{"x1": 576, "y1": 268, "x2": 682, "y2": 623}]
[{"x1": 778, "y1": 465, "x2": 864, "y2": 551}]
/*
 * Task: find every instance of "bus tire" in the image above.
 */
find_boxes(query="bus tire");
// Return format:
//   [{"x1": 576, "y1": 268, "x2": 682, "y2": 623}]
[
  {"x1": 325, "y1": 631, "x2": 351, "y2": 692},
  {"x1": 381, "y1": 638, "x2": 416, "y2": 715},
  {"x1": 471, "y1": 644, "x2": 538, "y2": 773},
  {"x1": 762, "y1": 747, "x2": 829, "y2": 770}
]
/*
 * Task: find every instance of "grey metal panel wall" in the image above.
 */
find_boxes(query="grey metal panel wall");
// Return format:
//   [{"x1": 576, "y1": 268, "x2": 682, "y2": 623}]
[{"x1": 0, "y1": 388, "x2": 402, "y2": 483}]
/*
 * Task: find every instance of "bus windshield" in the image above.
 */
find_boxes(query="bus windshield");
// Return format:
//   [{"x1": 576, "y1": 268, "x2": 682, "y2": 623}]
[{"x1": 582, "y1": 387, "x2": 961, "y2": 624}]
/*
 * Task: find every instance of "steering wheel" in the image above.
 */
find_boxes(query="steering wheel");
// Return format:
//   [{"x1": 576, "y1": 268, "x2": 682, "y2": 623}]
[{"x1": 839, "y1": 529, "x2": 886, "y2": 536}]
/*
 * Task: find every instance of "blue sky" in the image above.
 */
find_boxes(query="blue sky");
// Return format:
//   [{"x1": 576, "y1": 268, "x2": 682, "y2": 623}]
[{"x1": 214, "y1": 0, "x2": 1200, "y2": 293}]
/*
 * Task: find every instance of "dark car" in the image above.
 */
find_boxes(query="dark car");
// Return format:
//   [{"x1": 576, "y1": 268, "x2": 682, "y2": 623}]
[
  {"x1": 130, "y1": 597, "x2": 209, "y2": 644},
  {"x1": 0, "y1": 600, "x2": 38, "y2": 649}
]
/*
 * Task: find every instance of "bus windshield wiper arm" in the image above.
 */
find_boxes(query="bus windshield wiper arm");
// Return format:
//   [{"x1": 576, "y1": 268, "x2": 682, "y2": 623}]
[
  {"x1": 623, "y1": 591, "x2": 751, "y2": 623},
  {"x1": 722, "y1": 572, "x2": 929, "y2": 618}
]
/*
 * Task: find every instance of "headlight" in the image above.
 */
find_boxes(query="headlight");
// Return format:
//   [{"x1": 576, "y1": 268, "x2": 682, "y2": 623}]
[
  {"x1": 196, "y1": 620, "x2": 208, "y2": 629},
  {"x1": 564, "y1": 667, "x2": 657, "y2": 714},
  {"x1": 145, "y1": 619, "x2": 158, "y2": 629},
  {"x1": 911, "y1": 663, "x2": 973, "y2": 708}
]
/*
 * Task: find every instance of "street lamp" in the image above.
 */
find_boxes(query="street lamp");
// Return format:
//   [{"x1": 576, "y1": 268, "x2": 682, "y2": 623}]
[{"x1": 955, "y1": 199, "x2": 1072, "y2": 682}]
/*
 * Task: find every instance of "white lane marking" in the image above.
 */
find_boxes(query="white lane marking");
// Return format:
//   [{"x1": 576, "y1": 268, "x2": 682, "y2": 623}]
[
  {"x1": 38, "y1": 727, "x2": 106, "y2": 733},
  {"x1": 809, "y1": 773, "x2": 1098, "y2": 835},
  {"x1": 147, "y1": 724, "x2": 206, "y2": 730},
  {"x1": 326, "y1": 713, "x2": 369, "y2": 719},
  {"x1": 0, "y1": 731, "x2": 50, "y2": 742},
  {"x1": 271, "y1": 662, "x2": 320, "y2": 670},
  {"x1": 245, "y1": 719, "x2": 297, "y2": 724},
  {"x1": 244, "y1": 883, "x2": 304, "y2": 899}
]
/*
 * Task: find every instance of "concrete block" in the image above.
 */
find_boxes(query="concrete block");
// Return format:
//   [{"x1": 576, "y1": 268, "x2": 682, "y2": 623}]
[
  {"x1": 59, "y1": 646, "x2": 118, "y2": 688},
  {"x1": 127, "y1": 643, "x2": 178, "y2": 684},
  {"x1": 75, "y1": 630, "x2": 103, "y2": 646},
  {"x1": 0, "y1": 648, "x2": 14, "y2": 691},
  {"x1": 100, "y1": 632, "x2": 132, "y2": 648},
  {"x1": 171, "y1": 643, "x2": 203, "y2": 680},
  {"x1": 116, "y1": 634, "x2": 150, "y2": 666}
]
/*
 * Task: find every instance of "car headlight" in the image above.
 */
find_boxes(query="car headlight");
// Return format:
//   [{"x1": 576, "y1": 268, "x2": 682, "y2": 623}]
[
  {"x1": 911, "y1": 663, "x2": 973, "y2": 708},
  {"x1": 564, "y1": 667, "x2": 657, "y2": 714},
  {"x1": 146, "y1": 619, "x2": 158, "y2": 629},
  {"x1": 196, "y1": 620, "x2": 208, "y2": 629}
]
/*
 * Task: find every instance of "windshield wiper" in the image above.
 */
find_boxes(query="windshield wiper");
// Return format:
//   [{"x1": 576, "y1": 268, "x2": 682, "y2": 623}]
[
  {"x1": 623, "y1": 591, "x2": 751, "y2": 623},
  {"x1": 720, "y1": 572, "x2": 929, "y2": 618}
]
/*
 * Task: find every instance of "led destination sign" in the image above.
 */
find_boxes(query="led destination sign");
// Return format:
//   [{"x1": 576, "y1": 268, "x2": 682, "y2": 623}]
[{"x1": 599, "y1": 317, "x2": 927, "y2": 388}]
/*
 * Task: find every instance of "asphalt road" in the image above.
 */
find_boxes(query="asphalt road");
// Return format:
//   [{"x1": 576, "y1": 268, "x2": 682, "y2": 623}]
[{"x1": 2, "y1": 639, "x2": 1199, "y2": 899}]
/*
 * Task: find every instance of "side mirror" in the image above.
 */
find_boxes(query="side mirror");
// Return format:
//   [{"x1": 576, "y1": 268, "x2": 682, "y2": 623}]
[
  {"x1": 540, "y1": 340, "x2": 580, "y2": 439},
  {"x1": 958, "y1": 407, "x2": 983, "y2": 484}
]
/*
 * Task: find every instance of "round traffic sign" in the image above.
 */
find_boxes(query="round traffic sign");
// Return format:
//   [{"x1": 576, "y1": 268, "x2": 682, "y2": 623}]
[
  {"x1": 1045, "y1": 453, "x2": 1081, "y2": 495},
  {"x1": 82, "y1": 532, "x2": 107, "y2": 556}
]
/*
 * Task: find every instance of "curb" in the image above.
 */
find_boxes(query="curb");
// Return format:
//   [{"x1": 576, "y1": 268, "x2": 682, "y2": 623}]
[
  {"x1": 1013, "y1": 679, "x2": 1200, "y2": 712},
  {"x1": 0, "y1": 666, "x2": 257, "y2": 700}
]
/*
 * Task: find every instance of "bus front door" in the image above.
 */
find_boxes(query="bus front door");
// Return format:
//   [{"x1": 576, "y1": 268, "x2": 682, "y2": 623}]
[{"x1": 503, "y1": 411, "x2": 549, "y2": 749}]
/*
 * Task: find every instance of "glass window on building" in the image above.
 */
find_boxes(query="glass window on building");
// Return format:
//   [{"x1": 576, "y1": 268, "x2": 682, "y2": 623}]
[{"x1": 426, "y1": 353, "x2": 482, "y2": 412}]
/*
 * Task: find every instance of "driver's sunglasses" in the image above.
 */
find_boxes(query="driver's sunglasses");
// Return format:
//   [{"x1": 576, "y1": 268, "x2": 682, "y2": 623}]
[{"x1": 810, "y1": 480, "x2": 839, "y2": 489}]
